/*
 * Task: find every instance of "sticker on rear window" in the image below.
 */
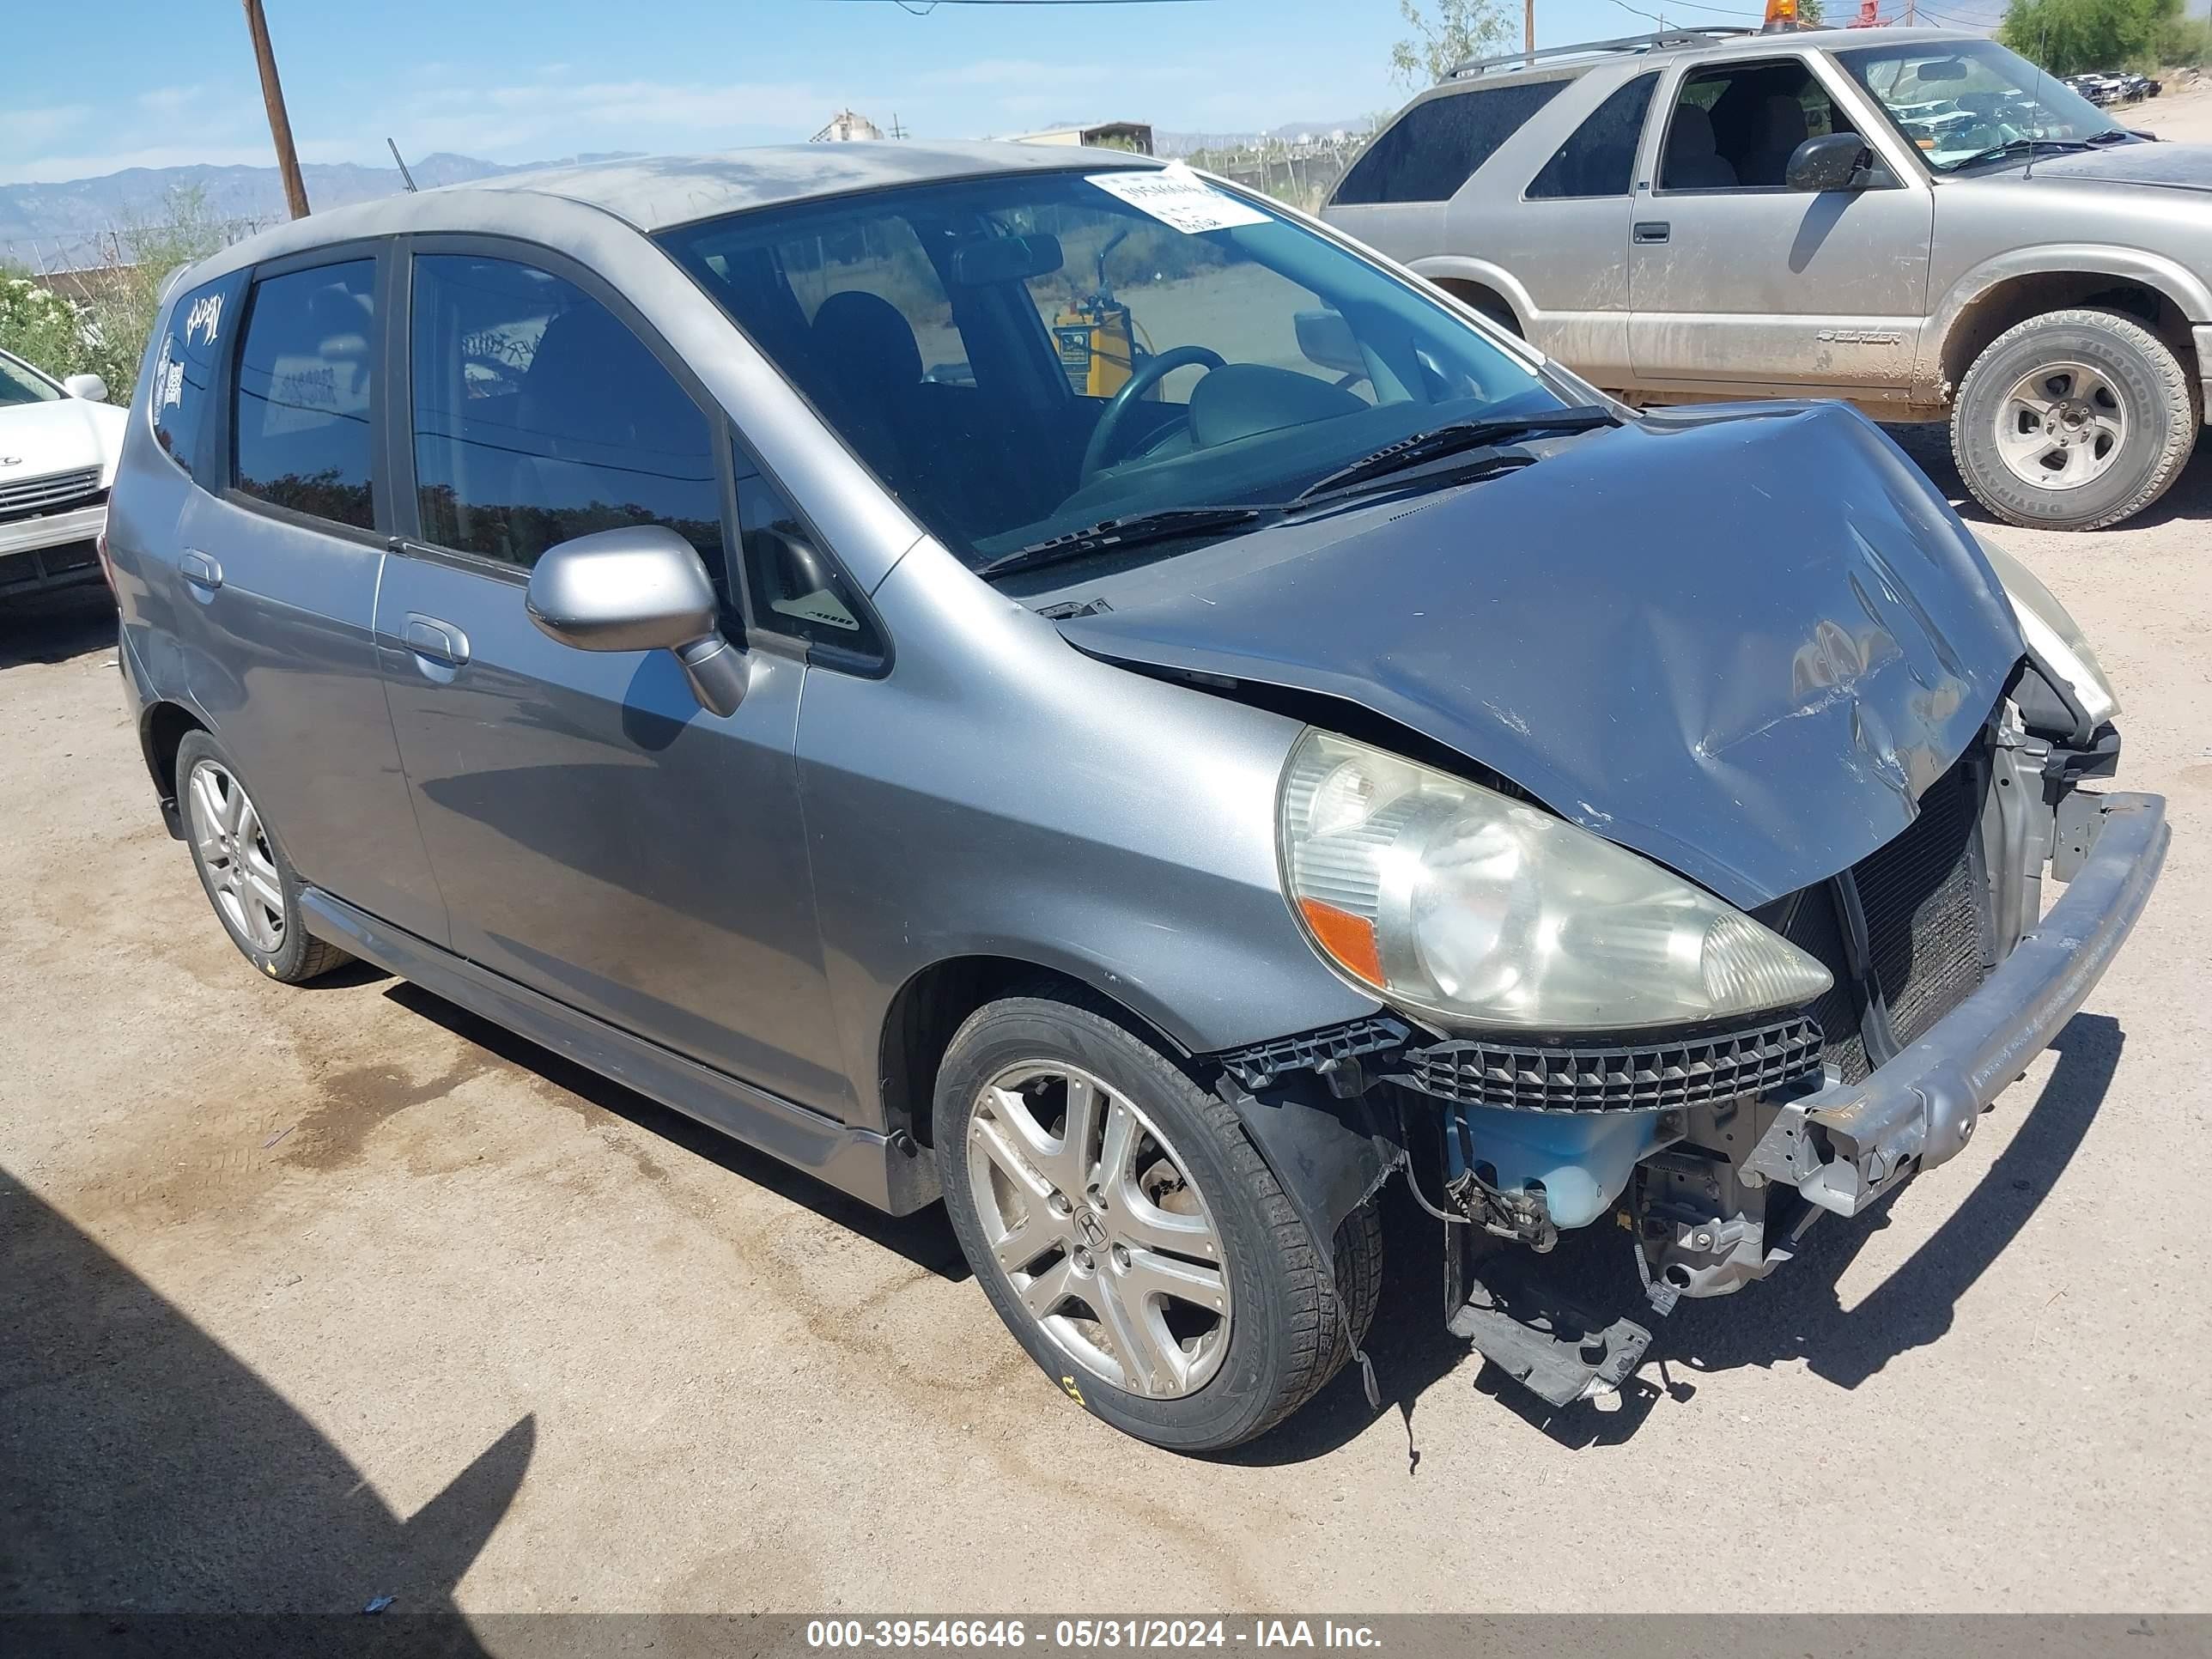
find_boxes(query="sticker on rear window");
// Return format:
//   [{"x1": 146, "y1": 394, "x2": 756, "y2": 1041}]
[{"x1": 1085, "y1": 166, "x2": 1268, "y2": 234}]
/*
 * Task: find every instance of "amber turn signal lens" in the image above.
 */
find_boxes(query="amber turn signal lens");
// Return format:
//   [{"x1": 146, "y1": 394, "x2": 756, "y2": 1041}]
[{"x1": 1297, "y1": 896, "x2": 1385, "y2": 988}]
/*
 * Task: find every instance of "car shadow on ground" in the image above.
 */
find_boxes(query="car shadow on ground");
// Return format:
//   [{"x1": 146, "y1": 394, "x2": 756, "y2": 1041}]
[
  {"x1": 382, "y1": 982, "x2": 973, "y2": 1285},
  {"x1": 1881, "y1": 422, "x2": 2212, "y2": 530},
  {"x1": 1222, "y1": 1012, "x2": 2123, "y2": 1468},
  {"x1": 0, "y1": 1164, "x2": 519, "y2": 1633},
  {"x1": 0, "y1": 591, "x2": 115, "y2": 671}
]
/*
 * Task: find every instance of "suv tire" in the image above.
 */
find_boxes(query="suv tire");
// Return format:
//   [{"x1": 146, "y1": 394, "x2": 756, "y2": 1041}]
[
  {"x1": 176, "y1": 731, "x2": 350, "y2": 983},
  {"x1": 934, "y1": 992, "x2": 1381, "y2": 1452},
  {"x1": 1952, "y1": 307, "x2": 2198, "y2": 531}
]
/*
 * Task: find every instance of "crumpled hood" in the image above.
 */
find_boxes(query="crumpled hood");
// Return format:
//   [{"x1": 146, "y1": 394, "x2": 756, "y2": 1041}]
[
  {"x1": 0, "y1": 394, "x2": 125, "y2": 485},
  {"x1": 1058, "y1": 402, "x2": 2024, "y2": 909}
]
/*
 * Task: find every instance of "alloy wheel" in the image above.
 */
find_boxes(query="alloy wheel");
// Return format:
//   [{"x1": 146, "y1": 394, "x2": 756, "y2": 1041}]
[
  {"x1": 966, "y1": 1060, "x2": 1231, "y2": 1399},
  {"x1": 1994, "y1": 360, "x2": 2128, "y2": 490},
  {"x1": 185, "y1": 759, "x2": 285, "y2": 954}
]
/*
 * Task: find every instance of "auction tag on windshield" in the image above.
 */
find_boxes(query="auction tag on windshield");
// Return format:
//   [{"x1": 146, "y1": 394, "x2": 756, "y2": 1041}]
[{"x1": 1085, "y1": 164, "x2": 1268, "y2": 234}]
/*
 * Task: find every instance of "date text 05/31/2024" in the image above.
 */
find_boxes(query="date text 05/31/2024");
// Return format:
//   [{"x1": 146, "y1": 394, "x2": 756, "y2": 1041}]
[{"x1": 805, "y1": 1620, "x2": 1383, "y2": 1650}]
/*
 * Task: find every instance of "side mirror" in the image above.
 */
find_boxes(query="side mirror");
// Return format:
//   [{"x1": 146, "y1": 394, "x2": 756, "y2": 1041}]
[
  {"x1": 63, "y1": 373, "x2": 109, "y2": 402},
  {"x1": 1786, "y1": 132, "x2": 1874, "y2": 192},
  {"x1": 525, "y1": 525, "x2": 748, "y2": 716}
]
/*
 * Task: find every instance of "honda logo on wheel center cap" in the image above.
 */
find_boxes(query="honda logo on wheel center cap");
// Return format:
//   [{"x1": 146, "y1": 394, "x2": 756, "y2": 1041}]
[{"x1": 1075, "y1": 1209, "x2": 1108, "y2": 1249}]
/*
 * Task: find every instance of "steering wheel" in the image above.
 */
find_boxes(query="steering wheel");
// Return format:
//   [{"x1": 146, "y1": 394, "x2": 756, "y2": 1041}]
[{"x1": 1079, "y1": 345, "x2": 1228, "y2": 485}]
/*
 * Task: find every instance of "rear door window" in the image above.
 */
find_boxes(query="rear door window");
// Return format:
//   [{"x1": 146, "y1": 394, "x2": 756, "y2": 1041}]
[
  {"x1": 230, "y1": 260, "x2": 378, "y2": 529},
  {"x1": 406, "y1": 252, "x2": 724, "y2": 573},
  {"x1": 1528, "y1": 73, "x2": 1659, "y2": 198},
  {"x1": 1334, "y1": 81, "x2": 1567, "y2": 204},
  {"x1": 149, "y1": 270, "x2": 247, "y2": 480}
]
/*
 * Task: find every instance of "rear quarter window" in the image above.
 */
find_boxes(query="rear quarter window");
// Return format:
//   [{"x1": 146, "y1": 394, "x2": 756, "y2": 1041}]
[
  {"x1": 148, "y1": 270, "x2": 246, "y2": 481},
  {"x1": 1334, "y1": 80, "x2": 1567, "y2": 205},
  {"x1": 1527, "y1": 72, "x2": 1659, "y2": 198}
]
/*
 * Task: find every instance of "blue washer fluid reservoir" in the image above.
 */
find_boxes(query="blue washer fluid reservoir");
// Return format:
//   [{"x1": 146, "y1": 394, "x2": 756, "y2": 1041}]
[{"x1": 1449, "y1": 1104, "x2": 1664, "y2": 1231}]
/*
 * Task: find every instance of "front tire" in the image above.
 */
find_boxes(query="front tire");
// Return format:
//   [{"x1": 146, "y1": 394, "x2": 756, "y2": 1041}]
[
  {"x1": 176, "y1": 731, "x2": 349, "y2": 984},
  {"x1": 934, "y1": 993, "x2": 1380, "y2": 1452},
  {"x1": 1951, "y1": 307, "x2": 2197, "y2": 531}
]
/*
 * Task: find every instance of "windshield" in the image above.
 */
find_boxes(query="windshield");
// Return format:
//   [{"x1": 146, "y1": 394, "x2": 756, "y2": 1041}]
[
  {"x1": 1837, "y1": 40, "x2": 2123, "y2": 171},
  {"x1": 659, "y1": 167, "x2": 1563, "y2": 571},
  {"x1": 0, "y1": 351, "x2": 64, "y2": 408}
]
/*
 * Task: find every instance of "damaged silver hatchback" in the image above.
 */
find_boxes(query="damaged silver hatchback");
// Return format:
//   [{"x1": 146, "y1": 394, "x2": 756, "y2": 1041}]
[{"x1": 109, "y1": 142, "x2": 2166, "y2": 1450}]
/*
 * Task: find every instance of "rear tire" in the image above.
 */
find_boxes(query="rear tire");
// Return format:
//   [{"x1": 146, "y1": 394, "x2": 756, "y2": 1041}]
[
  {"x1": 1951, "y1": 307, "x2": 2197, "y2": 531},
  {"x1": 935, "y1": 992, "x2": 1380, "y2": 1452},
  {"x1": 176, "y1": 731, "x2": 349, "y2": 984}
]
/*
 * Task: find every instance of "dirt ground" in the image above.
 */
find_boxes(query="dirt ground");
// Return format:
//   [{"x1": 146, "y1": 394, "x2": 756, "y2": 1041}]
[{"x1": 7, "y1": 135, "x2": 2212, "y2": 1617}]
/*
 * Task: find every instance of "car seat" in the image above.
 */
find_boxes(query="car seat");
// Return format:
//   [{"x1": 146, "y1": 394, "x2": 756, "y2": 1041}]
[{"x1": 1662, "y1": 105, "x2": 1740, "y2": 189}]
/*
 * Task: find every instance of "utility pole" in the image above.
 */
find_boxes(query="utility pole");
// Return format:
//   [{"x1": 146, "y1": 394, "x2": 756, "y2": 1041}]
[
  {"x1": 1525, "y1": 0, "x2": 1535, "y2": 64},
  {"x1": 240, "y1": 0, "x2": 310, "y2": 219}
]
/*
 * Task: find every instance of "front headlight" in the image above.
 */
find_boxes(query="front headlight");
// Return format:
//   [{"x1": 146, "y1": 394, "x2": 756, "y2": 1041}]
[
  {"x1": 1278, "y1": 731, "x2": 1832, "y2": 1031},
  {"x1": 1975, "y1": 533, "x2": 2119, "y2": 727}
]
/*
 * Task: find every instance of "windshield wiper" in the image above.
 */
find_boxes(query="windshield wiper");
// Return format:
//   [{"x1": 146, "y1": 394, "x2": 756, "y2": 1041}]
[
  {"x1": 972, "y1": 505, "x2": 1264, "y2": 580},
  {"x1": 2086, "y1": 127, "x2": 2136, "y2": 144},
  {"x1": 1291, "y1": 405, "x2": 1617, "y2": 503},
  {"x1": 1955, "y1": 136, "x2": 2094, "y2": 168}
]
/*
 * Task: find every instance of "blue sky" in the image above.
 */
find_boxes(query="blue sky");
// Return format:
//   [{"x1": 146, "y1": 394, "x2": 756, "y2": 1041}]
[{"x1": 2, "y1": 0, "x2": 2009, "y2": 185}]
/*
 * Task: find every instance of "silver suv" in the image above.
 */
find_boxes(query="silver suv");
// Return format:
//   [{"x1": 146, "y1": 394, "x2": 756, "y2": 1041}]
[{"x1": 1328, "y1": 25, "x2": 2211, "y2": 530}]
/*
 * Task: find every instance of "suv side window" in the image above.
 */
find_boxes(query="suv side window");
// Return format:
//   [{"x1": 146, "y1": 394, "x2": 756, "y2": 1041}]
[
  {"x1": 732, "y1": 447, "x2": 884, "y2": 668},
  {"x1": 408, "y1": 252, "x2": 724, "y2": 573},
  {"x1": 1658, "y1": 58, "x2": 1860, "y2": 191},
  {"x1": 231, "y1": 260, "x2": 378, "y2": 529},
  {"x1": 1335, "y1": 81, "x2": 1567, "y2": 204},
  {"x1": 1528, "y1": 73, "x2": 1659, "y2": 198},
  {"x1": 149, "y1": 270, "x2": 247, "y2": 481}
]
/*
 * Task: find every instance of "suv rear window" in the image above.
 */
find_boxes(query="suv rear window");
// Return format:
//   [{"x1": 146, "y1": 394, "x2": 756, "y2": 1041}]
[
  {"x1": 1528, "y1": 73, "x2": 1658, "y2": 198},
  {"x1": 1335, "y1": 81, "x2": 1566, "y2": 204}
]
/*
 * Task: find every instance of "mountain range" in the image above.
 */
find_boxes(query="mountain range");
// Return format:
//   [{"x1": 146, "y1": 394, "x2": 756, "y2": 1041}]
[
  {"x1": 2, "y1": 128, "x2": 1368, "y2": 270},
  {"x1": 0, "y1": 153, "x2": 637, "y2": 270}
]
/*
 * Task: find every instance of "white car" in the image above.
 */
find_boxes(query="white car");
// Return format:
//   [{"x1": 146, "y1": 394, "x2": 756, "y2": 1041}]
[{"x1": 2, "y1": 347, "x2": 126, "y2": 601}]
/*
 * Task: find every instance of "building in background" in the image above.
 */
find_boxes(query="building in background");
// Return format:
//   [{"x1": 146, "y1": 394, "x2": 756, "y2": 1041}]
[
  {"x1": 1008, "y1": 121, "x2": 1155, "y2": 154},
  {"x1": 811, "y1": 110, "x2": 886, "y2": 143}
]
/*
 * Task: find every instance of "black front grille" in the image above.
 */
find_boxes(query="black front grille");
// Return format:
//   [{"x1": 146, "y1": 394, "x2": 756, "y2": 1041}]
[
  {"x1": 1777, "y1": 749, "x2": 1995, "y2": 1082},
  {"x1": 1397, "y1": 1016, "x2": 1824, "y2": 1114},
  {"x1": 0, "y1": 539, "x2": 104, "y2": 595},
  {"x1": 1857, "y1": 758, "x2": 1993, "y2": 1048}
]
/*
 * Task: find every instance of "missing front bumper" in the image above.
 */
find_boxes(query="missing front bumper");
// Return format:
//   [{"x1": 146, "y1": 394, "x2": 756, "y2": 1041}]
[{"x1": 1747, "y1": 792, "x2": 2167, "y2": 1218}]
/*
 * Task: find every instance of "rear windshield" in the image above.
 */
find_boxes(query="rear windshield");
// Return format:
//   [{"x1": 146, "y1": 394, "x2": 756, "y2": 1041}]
[{"x1": 660, "y1": 167, "x2": 1559, "y2": 573}]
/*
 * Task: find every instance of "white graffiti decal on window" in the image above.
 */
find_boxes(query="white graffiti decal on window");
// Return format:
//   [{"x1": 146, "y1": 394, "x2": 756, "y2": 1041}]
[
  {"x1": 185, "y1": 293, "x2": 224, "y2": 347},
  {"x1": 154, "y1": 336, "x2": 184, "y2": 410}
]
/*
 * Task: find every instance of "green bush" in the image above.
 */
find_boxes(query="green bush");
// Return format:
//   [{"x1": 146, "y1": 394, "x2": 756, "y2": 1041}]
[{"x1": 0, "y1": 185, "x2": 231, "y2": 401}]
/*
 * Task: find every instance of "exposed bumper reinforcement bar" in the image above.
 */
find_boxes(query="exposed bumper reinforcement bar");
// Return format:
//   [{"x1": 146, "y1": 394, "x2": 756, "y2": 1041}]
[{"x1": 1747, "y1": 792, "x2": 2167, "y2": 1218}]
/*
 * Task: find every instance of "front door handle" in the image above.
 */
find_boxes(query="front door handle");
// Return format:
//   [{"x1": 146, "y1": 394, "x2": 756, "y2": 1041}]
[
  {"x1": 403, "y1": 613, "x2": 471, "y2": 669},
  {"x1": 1632, "y1": 221, "x2": 1671, "y2": 245},
  {"x1": 179, "y1": 549, "x2": 223, "y2": 590}
]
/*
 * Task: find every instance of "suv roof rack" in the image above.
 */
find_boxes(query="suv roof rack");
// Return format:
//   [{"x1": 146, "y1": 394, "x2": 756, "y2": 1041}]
[{"x1": 1445, "y1": 27, "x2": 1754, "y2": 81}]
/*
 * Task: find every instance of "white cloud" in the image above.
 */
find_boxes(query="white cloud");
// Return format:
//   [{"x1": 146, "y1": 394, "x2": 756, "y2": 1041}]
[
  {"x1": 135, "y1": 85, "x2": 207, "y2": 116},
  {"x1": 0, "y1": 105, "x2": 94, "y2": 155}
]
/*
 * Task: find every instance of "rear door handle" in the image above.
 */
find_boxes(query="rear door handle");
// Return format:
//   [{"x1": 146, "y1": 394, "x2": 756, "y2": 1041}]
[
  {"x1": 1632, "y1": 221, "x2": 1671, "y2": 245},
  {"x1": 179, "y1": 549, "x2": 223, "y2": 590},
  {"x1": 403, "y1": 613, "x2": 471, "y2": 669}
]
